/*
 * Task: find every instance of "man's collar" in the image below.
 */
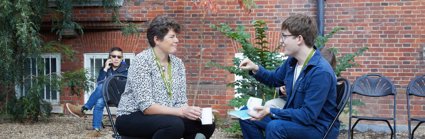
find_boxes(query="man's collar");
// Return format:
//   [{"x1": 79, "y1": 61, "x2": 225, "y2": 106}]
[{"x1": 287, "y1": 48, "x2": 321, "y2": 67}]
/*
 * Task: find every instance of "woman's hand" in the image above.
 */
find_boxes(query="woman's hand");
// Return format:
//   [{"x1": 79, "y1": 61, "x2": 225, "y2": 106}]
[{"x1": 180, "y1": 106, "x2": 202, "y2": 120}]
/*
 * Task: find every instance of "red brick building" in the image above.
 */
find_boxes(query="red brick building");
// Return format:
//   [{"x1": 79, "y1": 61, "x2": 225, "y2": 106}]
[{"x1": 41, "y1": 0, "x2": 425, "y2": 129}]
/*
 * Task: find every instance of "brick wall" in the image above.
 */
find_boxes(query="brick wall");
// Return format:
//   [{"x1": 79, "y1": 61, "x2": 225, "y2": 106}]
[
  {"x1": 43, "y1": 0, "x2": 425, "y2": 124},
  {"x1": 325, "y1": 0, "x2": 425, "y2": 124}
]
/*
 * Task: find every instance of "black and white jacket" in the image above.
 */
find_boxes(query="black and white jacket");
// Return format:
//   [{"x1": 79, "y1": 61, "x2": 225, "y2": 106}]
[{"x1": 117, "y1": 48, "x2": 188, "y2": 116}]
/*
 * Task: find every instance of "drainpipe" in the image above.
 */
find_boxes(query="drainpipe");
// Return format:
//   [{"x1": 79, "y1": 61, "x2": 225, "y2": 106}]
[{"x1": 317, "y1": 0, "x2": 325, "y2": 49}]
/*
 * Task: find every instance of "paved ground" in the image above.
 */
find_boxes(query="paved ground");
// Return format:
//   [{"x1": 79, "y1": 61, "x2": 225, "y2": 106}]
[{"x1": 1, "y1": 114, "x2": 425, "y2": 139}]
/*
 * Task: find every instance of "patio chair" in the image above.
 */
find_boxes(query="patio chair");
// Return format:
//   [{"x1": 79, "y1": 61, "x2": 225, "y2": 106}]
[
  {"x1": 102, "y1": 74, "x2": 140, "y2": 139},
  {"x1": 348, "y1": 74, "x2": 397, "y2": 139},
  {"x1": 406, "y1": 75, "x2": 425, "y2": 139},
  {"x1": 322, "y1": 77, "x2": 351, "y2": 139}
]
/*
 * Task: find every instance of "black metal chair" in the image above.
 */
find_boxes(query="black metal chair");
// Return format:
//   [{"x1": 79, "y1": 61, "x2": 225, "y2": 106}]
[
  {"x1": 322, "y1": 77, "x2": 351, "y2": 139},
  {"x1": 348, "y1": 74, "x2": 397, "y2": 139},
  {"x1": 406, "y1": 75, "x2": 425, "y2": 139},
  {"x1": 103, "y1": 74, "x2": 141, "y2": 139}
]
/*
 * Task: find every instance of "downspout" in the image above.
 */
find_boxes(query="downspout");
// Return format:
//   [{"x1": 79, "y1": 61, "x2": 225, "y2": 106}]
[{"x1": 317, "y1": 0, "x2": 325, "y2": 49}]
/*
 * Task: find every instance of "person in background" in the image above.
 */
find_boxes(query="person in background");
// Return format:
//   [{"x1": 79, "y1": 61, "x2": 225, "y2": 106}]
[
  {"x1": 66, "y1": 47, "x2": 128, "y2": 136},
  {"x1": 115, "y1": 15, "x2": 215, "y2": 139},
  {"x1": 238, "y1": 14, "x2": 339, "y2": 139}
]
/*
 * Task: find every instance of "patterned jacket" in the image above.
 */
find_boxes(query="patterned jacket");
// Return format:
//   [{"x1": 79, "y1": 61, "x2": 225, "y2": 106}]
[{"x1": 117, "y1": 48, "x2": 187, "y2": 116}]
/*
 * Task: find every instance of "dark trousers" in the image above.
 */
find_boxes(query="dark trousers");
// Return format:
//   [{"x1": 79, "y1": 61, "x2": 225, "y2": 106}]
[
  {"x1": 239, "y1": 115, "x2": 339, "y2": 139},
  {"x1": 116, "y1": 111, "x2": 215, "y2": 139}
]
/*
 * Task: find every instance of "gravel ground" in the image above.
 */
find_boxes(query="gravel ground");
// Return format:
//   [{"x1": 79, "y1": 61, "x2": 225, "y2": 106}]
[
  {"x1": 0, "y1": 114, "x2": 237, "y2": 139},
  {"x1": 1, "y1": 114, "x2": 424, "y2": 139}
]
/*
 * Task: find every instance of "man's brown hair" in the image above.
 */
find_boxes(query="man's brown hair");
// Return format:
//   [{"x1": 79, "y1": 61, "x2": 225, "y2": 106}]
[{"x1": 281, "y1": 14, "x2": 318, "y2": 47}]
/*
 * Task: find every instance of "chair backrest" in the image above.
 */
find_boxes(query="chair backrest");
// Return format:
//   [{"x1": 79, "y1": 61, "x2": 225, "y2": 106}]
[
  {"x1": 352, "y1": 74, "x2": 396, "y2": 97},
  {"x1": 406, "y1": 75, "x2": 425, "y2": 97},
  {"x1": 336, "y1": 77, "x2": 351, "y2": 111},
  {"x1": 321, "y1": 77, "x2": 351, "y2": 139},
  {"x1": 102, "y1": 74, "x2": 127, "y2": 107}
]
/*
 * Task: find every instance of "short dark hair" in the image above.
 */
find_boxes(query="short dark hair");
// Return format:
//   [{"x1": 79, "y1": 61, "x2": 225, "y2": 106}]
[
  {"x1": 281, "y1": 14, "x2": 317, "y2": 47},
  {"x1": 147, "y1": 15, "x2": 181, "y2": 47},
  {"x1": 320, "y1": 47, "x2": 336, "y2": 70},
  {"x1": 109, "y1": 47, "x2": 123, "y2": 53}
]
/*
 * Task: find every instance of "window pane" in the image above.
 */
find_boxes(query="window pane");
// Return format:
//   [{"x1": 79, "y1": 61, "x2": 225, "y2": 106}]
[
  {"x1": 45, "y1": 84, "x2": 51, "y2": 99},
  {"x1": 90, "y1": 58, "x2": 95, "y2": 76},
  {"x1": 19, "y1": 56, "x2": 60, "y2": 103},
  {"x1": 51, "y1": 58, "x2": 57, "y2": 73},
  {"x1": 31, "y1": 59, "x2": 37, "y2": 76},
  {"x1": 94, "y1": 59, "x2": 104, "y2": 79},
  {"x1": 45, "y1": 58, "x2": 50, "y2": 75},
  {"x1": 124, "y1": 59, "x2": 130, "y2": 66}
]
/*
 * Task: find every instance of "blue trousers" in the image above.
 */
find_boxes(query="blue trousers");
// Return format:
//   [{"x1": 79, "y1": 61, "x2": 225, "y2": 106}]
[
  {"x1": 240, "y1": 116, "x2": 325, "y2": 139},
  {"x1": 84, "y1": 83, "x2": 104, "y2": 129}
]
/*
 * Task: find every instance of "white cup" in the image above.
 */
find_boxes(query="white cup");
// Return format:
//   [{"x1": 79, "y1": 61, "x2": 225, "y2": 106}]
[
  {"x1": 201, "y1": 107, "x2": 213, "y2": 125},
  {"x1": 247, "y1": 97, "x2": 262, "y2": 110}
]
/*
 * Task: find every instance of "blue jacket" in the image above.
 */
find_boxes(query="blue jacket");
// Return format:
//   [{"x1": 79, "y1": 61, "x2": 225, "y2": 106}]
[
  {"x1": 97, "y1": 61, "x2": 129, "y2": 82},
  {"x1": 252, "y1": 50, "x2": 339, "y2": 136}
]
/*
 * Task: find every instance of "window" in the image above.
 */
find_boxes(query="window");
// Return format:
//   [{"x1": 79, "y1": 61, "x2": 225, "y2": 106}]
[
  {"x1": 83, "y1": 53, "x2": 134, "y2": 103},
  {"x1": 15, "y1": 53, "x2": 61, "y2": 104}
]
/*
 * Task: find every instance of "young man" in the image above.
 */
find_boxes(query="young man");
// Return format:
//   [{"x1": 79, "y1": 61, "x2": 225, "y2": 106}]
[
  {"x1": 238, "y1": 14, "x2": 339, "y2": 139},
  {"x1": 264, "y1": 47, "x2": 337, "y2": 109},
  {"x1": 66, "y1": 47, "x2": 128, "y2": 135}
]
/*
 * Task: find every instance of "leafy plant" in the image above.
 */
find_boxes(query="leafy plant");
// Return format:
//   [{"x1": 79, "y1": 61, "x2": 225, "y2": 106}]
[
  {"x1": 333, "y1": 47, "x2": 368, "y2": 77},
  {"x1": 0, "y1": 0, "x2": 121, "y2": 122},
  {"x1": 315, "y1": 27, "x2": 369, "y2": 77},
  {"x1": 6, "y1": 74, "x2": 54, "y2": 122},
  {"x1": 61, "y1": 69, "x2": 94, "y2": 96},
  {"x1": 51, "y1": 0, "x2": 84, "y2": 40},
  {"x1": 121, "y1": 23, "x2": 140, "y2": 37},
  {"x1": 223, "y1": 121, "x2": 243, "y2": 137},
  {"x1": 210, "y1": 20, "x2": 285, "y2": 108},
  {"x1": 237, "y1": 0, "x2": 256, "y2": 13}
]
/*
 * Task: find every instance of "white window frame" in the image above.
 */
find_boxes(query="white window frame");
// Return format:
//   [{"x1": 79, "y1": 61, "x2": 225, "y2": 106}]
[
  {"x1": 83, "y1": 53, "x2": 135, "y2": 103},
  {"x1": 15, "y1": 53, "x2": 61, "y2": 104}
]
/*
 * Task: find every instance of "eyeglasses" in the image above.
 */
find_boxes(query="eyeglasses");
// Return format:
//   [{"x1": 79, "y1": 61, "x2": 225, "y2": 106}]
[
  {"x1": 110, "y1": 55, "x2": 122, "y2": 59},
  {"x1": 281, "y1": 33, "x2": 298, "y2": 40}
]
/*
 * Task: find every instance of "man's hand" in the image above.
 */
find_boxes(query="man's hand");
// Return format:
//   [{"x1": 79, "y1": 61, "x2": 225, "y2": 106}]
[
  {"x1": 248, "y1": 106, "x2": 270, "y2": 120},
  {"x1": 279, "y1": 86, "x2": 287, "y2": 97},
  {"x1": 239, "y1": 58, "x2": 259, "y2": 73},
  {"x1": 104, "y1": 59, "x2": 112, "y2": 71},
  {"x1": 180, "y1": 106, "x2": 202, "y2": 120}
]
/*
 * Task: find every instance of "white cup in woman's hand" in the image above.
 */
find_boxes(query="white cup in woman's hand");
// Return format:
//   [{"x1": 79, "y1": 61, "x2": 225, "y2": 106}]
[{"x1": 201, "y1": 107, "x2": 213, "y2": 125}]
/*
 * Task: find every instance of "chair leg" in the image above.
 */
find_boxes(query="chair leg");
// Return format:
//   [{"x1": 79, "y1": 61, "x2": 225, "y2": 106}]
[
  {"x1": 383, "y1": 120, "x2": 394, "y2": 139},
  {"x1": 351, "y1": 119, "x2": 361, "y2": 139},
  {"x1": 412, "y1": 121, "x2": 424, "y2": 139}
]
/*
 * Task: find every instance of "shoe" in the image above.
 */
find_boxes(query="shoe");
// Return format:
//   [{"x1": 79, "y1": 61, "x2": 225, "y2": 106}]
[
  {"x1": 86, "y1": 130, "x2": 102, "y2": 137},
  {"x1": 195, "y1": 133, "x2": 206, "y2": 139},
  {"x1": 65, "y1": 103, "x2": 85, "y2": 118}
]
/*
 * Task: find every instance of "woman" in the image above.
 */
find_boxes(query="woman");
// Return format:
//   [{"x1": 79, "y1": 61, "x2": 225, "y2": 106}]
[{"x1": 116, "y1": 15, "x2": 215, "y2": 139}]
